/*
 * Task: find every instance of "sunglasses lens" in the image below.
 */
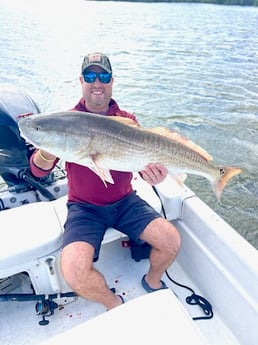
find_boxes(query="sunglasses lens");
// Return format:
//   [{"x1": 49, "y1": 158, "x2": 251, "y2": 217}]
[
  {"x1": 83, "y1": 72, "x2": 96, "y2": 83},
  {"x1": 99, "y1": 73, "x2": 112, "y2": 84}
]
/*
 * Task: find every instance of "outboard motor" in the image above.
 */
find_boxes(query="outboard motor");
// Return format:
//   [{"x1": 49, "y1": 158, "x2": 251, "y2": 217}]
[{"x1": 0, "y1": 85, "x2": 55, "y2": 200}]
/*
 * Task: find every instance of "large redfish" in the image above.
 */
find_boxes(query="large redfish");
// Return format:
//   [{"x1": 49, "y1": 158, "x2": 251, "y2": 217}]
[{"x1": 18, "y1": 111, "x2": 241, "y2": 199}]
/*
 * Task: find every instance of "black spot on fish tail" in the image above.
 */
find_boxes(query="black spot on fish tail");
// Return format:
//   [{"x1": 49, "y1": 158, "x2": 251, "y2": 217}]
[
  {"x1": 214, "y1": 166, "x2": 242, "y2": 200},
  {"x1": 219, "y1": 168, "x2": 225, "y2": 176}
]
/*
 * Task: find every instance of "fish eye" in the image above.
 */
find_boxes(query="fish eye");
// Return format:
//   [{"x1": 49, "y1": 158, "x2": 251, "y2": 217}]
[{"x1": 35, "y1": 125, "x2": 41, "y2": 131}]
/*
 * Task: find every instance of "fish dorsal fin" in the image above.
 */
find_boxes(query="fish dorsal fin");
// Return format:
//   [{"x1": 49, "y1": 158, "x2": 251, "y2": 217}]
[
  {"x1": 108, "y1": 116, "x2": 139, "y2": 127},
  {"x1": 147, "y1": 127, "x2": 213, "y2": 161},
  {"x1": 108, "y1": 117, "x2": 212, "y2": 161}
]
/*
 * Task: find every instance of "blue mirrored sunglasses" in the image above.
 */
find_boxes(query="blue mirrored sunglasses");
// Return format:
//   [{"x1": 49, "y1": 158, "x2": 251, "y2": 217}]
[{"x1": 82, "y1": 71, "x2": 112, "y2": 84}]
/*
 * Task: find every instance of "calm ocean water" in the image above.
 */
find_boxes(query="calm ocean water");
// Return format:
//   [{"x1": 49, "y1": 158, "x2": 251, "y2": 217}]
[{"x1": 0, "y1": 0, "x2": 258, "y2": 249}]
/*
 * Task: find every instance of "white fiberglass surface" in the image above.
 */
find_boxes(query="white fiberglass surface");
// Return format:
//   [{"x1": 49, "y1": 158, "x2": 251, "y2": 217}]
[{"x1": 0, "y1": 239, "x2": 239, "y2": 345}]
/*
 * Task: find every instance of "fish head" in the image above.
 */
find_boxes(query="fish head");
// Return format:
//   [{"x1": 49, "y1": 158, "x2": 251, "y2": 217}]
[
  {"x1": 18, "y1": 112, "x2": 93, "y2": 161},
  {"x1": 18, "y1": 113, "x2": 56, "y2": 148}
]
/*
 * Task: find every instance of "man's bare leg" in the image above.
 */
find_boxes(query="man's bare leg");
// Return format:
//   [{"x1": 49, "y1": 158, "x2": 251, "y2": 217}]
[
  {"x1": 140, "y1": 217, "x2": 181, "y2": 289},
  {"x1": 61, "y1": 241, "x2": 122, "y2": 310}
]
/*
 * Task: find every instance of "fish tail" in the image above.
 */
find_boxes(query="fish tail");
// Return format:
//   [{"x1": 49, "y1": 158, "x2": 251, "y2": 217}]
[{"x1": 212, "y1": 166, "x2": 242, "y2": 200}]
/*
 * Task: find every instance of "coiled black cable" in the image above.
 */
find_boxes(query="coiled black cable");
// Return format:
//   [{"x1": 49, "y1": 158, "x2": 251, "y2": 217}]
[
  {"x1": 165, "y1": 270, "x2": 213, "y2": 320},
  {"x1": 152, "y1": 185, "x2": 213, "y2": 321}
]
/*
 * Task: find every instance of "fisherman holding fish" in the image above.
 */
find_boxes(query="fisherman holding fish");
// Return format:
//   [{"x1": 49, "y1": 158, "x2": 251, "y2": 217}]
[{"x1": 28, "y1": 53, "x2": 181, "y2": 309}]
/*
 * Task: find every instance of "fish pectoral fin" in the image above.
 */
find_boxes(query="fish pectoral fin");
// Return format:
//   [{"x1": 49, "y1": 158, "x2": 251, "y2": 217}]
[
  {"x1": 147, "y1": 127, "x2": 213, "y2": 162},
  {"x1": 88, "y1": 158, "x2": 114, "y2": 187}
]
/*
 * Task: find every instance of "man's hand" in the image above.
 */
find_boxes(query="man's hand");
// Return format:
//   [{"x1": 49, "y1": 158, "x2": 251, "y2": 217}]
[{"x1": 140, "y1": 163, "x2": 168, "y2": 185}]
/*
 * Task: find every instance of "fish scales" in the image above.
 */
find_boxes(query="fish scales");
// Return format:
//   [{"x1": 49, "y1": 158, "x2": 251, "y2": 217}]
[
  {"x1": 88, "y1": 121, "x2": 201, "y2": 173},
  {"x1": 86, "y1": 116, "x2": 202, "y2": 168}
]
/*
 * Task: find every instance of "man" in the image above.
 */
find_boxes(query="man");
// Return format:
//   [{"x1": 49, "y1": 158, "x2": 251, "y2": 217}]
[{"x1": 30, "y1": 52, "x2": 181, "y2": 309}]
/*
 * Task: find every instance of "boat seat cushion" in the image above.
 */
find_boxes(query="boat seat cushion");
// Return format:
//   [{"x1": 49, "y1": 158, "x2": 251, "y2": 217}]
[
  {"x1": 38, "y1": 289, "x2": 208, "y2": 345},
  {"x1": 0, "y1": 201, "x2": 63, "y2": 275}
]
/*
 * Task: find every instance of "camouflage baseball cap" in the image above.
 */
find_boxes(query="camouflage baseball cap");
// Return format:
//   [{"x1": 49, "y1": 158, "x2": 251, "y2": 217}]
[{"x1": 81, "y1": 52, "x2": 112, "y2": 74}]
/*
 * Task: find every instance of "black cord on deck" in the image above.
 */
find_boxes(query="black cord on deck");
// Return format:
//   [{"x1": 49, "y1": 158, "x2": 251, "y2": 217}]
[
  {"x1": 165, "y1": 270, "x2": 213, "y2": 320},
  {"x1": 152, "y1": 185, "x2": 213, "y2": 321}
]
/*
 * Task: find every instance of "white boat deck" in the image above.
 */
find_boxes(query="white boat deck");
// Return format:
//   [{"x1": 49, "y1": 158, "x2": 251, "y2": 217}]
[{"x1": 0, "y1": 238, "x2": 239, "y2": 345}]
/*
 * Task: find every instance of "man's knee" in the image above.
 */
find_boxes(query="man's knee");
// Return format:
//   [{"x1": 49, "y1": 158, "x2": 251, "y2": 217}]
[
  {"x1": 141, "y1": 218, "x2": 181, "y2": 255},
  {"x1": 160, "y1": 220, "x2": 181, "y2": 256},
  {"x1": 60, "y1": 241, "x2": 94, "y2": 290}
]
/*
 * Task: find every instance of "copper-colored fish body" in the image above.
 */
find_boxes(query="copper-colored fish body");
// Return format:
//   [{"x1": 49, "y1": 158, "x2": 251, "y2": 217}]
[{"x1": 18, "y1": 111, "x2": 241, "y2": 199}]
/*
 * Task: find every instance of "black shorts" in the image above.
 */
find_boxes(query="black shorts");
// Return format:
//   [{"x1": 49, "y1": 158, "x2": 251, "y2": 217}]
[{"x1": 63, "y1": 191, "x2": 161, "y2": 260}]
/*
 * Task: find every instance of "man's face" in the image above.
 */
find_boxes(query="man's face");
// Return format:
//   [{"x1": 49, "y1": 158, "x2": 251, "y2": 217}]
[{"x1": 80, "y1": 65, "x2": 113, "y2": 113}]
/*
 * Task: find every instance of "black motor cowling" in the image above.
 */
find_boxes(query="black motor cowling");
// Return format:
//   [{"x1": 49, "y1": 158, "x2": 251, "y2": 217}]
[
  {"x1": 0, "y1": 85, "x2": 56, "y2": 200},
  {"x1": 0, "y1": 84, "x2": 40, "y2": 186}
]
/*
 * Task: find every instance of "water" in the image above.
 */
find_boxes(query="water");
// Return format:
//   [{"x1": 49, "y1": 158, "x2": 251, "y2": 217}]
[{"x1": 0, "y1": 0, "x2": 258, "y2": 249}]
